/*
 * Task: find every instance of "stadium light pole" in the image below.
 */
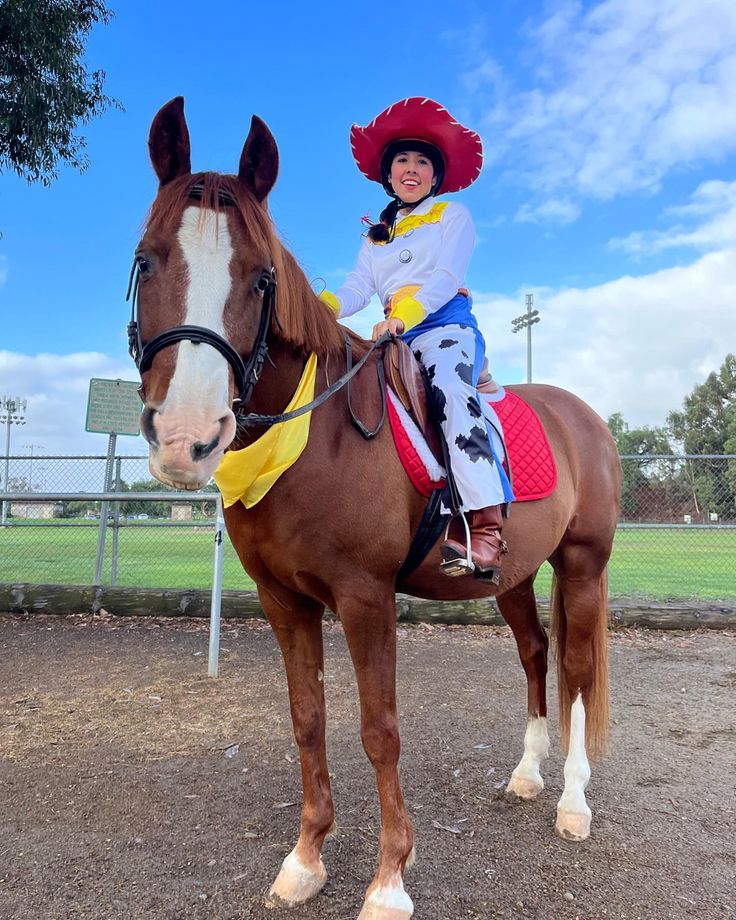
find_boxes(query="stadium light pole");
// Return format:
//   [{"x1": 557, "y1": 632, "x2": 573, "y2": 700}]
[
  {"x1": 24, "y1": 442, "x2": 45, "y2": 491},
  {"x1": 1, "y1": 395, "x2": 28, "y2": 525},
  {"x1": 511, "y1": 293, "x2": 541, "y2": 383}
]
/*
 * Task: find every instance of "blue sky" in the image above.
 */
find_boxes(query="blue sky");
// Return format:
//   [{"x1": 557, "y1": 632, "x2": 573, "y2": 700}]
[{"x1": 1, "y1": 0, "x2": 735, "y2": 456}]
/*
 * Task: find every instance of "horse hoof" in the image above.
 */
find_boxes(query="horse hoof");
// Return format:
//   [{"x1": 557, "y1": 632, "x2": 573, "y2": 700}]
[
  {"x1": 506, "y1": 775, "x2": 543, "y2": 799},
  {"x1": 358, "y1": 904, "x2": 414, "y2": 920},
  {"x1": 358, "y1": 909, "x2": 413, "y2": 920},
  {"x1": 357, "y1": 881, "x2": 414, "y2": 919},
  {"x1": 555, "y1": 809, "x2": 591, "y2": 841},
  {"x1": 266, "y1": 850, "x2": 327, "y2": 906}
]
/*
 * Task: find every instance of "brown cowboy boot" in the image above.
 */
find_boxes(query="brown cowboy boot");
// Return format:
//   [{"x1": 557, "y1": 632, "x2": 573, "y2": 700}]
[{"x1": 441, "y1": 504, "x2": 508, "y2": 581}]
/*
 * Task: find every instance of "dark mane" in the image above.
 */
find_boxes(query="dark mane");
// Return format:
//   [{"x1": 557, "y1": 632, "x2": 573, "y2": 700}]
[{"x1": 145, "y1": 172, "x2": 345, "y2": 359}]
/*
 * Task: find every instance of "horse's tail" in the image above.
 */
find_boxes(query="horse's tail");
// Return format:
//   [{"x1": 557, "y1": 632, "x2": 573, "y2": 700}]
[{"x1": 549, "y1": 570, "x2": 610, "y2": 760}]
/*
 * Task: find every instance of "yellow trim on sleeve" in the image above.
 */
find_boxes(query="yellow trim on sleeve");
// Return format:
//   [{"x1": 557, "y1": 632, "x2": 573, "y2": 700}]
[
  {"x1": 318, "y1": 289, "x2": 341, "y2": 316},
  {"x1": 388, "y1": 295, "x2": 426, "y2": 332}
]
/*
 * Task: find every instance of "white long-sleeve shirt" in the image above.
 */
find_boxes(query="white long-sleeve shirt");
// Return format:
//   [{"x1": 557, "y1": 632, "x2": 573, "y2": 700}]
[{"x1": 335, "y1": 197, "x2": 475, "y2": 318}]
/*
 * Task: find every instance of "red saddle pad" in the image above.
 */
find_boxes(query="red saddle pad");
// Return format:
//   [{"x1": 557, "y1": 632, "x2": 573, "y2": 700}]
[
  {"x1": 387, "y1": 387, "x2": 557, "y2": 502},
  {"x1": 491, "y1": 390, "x2": 556, "y2": 501}
]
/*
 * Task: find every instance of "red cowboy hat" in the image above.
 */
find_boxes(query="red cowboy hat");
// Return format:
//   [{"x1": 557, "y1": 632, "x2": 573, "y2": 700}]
[{"x1": 350, "y1": 97, "x2": 483, "y2": 196}]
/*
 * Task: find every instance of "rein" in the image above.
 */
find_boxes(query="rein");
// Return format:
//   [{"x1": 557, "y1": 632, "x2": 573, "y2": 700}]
[
  {"x1": 126, "y1": 180, "x2": 388, "y2": 438},
  {"x1": 237, "y1": 331, "x2": 389, "y2": 436}
]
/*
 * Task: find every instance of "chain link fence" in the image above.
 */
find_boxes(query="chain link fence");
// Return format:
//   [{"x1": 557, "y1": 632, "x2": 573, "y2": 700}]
[
  {"x1": 1, "y1": 454, "x2": 735, "y2": 601},
  {"x1": 0, "y1": 455, "x2": 252, "y2": 592},
  {"x1": 614, "y1": 454, "x2": 735, "y2": 601}
]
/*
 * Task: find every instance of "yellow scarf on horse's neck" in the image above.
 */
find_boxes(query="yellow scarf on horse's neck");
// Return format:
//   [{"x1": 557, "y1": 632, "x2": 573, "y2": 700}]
[{"x1": 214, "y1": 353, "x2": 318, "y2": 509}]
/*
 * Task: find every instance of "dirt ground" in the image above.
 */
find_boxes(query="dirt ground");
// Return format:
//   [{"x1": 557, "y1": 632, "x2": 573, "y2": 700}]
[{"x1": 0, "y1": 613, "x2": 734, "y2": 920}]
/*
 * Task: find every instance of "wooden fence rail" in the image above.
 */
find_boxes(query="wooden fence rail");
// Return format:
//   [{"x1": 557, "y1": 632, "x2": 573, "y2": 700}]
[{"x1": 1, "y1": 583, "x2": 735, "y2": 630}]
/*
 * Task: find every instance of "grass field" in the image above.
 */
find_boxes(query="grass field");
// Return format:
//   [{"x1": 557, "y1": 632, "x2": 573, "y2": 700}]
[
  {"x1": 1, "y1": 522, "x2": 734, "y2": 601},
  {"x1": 0, "y1": 523, "x2": 255, "y2": 592}
]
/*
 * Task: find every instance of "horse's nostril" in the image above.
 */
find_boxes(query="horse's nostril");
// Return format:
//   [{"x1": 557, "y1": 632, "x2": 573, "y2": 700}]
[
  {"x1": 190, "y1": 435, "x2": 220, "y2": 462},
  {"x1": 141, "y1": 407, "x2": 159, "y2": 447}
]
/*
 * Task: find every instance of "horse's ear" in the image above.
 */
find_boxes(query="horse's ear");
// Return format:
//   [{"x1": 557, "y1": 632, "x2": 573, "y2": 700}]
[
  {"x1": 148, "y1": 96, "x2": 192, "y2": 186},
  {"x1": 238, "y1": 115, "x2": 279, "y2": 203}
]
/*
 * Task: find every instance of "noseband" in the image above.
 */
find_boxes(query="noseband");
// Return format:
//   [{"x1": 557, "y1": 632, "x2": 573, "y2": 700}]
[{"x1": 126, "y1": 181, "x2": 278, "y2": 409}]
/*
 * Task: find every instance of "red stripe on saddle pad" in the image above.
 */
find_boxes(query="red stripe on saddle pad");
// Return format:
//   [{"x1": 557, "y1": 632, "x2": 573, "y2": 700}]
[
  {"x1": 491, "y1": 390, "x2": 556, "y2": 501},
  {"x1": 387, "y1": 388, "x2": 556, "y2": 502}
]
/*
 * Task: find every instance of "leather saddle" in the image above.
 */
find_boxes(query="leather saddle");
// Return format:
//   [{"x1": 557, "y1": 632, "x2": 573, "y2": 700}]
[{"x1": 383, "y1": 338, "x2": 499, "y2": 463}]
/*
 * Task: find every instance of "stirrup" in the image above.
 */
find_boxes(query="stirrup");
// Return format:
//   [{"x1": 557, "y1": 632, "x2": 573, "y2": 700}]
[{"x1": 440, "y1": 513, "x2": 475, "y2": 577}]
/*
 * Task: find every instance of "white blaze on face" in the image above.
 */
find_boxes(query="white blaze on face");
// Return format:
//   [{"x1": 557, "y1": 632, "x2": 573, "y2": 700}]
[{"x1": 160, "y1": 206, "x2": 234, "y2": 418}]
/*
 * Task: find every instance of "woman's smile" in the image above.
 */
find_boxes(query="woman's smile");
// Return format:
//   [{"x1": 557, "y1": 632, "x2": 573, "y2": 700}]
[{"x1": 389, "y1": 150, "x2": 436, "y2": 203}]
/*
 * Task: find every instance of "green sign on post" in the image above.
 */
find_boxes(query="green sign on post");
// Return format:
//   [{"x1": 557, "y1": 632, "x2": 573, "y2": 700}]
[
  {"x1": 85, "y1": 378, "x2": 142, "y2": 436},
  {"x1": 86, "y1": 378, "x2": 144, "y2": 586}
]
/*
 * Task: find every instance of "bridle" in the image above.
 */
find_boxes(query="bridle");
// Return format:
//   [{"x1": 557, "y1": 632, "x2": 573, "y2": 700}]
[
  {"x1": 126, "y1": 180, "x2": 388, "y2": 437},
  {"x1": 126, "y1": 181, "x2": 278, "y2": 411}
]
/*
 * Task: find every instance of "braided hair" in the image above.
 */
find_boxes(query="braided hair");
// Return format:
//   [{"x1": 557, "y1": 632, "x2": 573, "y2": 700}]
[{"x1": 366, "y1": 198, "x2": 402, "y2": 243}]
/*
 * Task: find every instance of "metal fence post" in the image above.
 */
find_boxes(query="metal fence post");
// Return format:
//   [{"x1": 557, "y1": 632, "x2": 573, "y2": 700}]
[
  {"x1": 93, "y1": 434, "x2": 117, "y2": 585},
  {"x1": 208, "y1": 493, "x2": 225, "y2": 678},
  {"x1": 111, "y1": 458, "x2": 122, "y2": 586}
]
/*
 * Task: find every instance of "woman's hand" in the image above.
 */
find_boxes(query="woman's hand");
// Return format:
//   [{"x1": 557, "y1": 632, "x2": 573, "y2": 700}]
[{"x1": 372, "y1": 317, "x2": 405, "y2": 340}]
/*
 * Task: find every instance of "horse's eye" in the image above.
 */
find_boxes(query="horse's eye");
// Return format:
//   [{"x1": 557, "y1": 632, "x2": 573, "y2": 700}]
[
  {"x1": 255, "y1": 274, "x2": 270, "y2": 294},
  {"x1": 136, "y1": 254, "x2": 153, "y2": 278}
]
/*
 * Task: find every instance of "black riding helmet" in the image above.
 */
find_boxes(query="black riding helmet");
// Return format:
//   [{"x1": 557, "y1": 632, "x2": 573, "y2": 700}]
[{"x1": 379, "y1": 139, "x2": 446, "y2": 200}]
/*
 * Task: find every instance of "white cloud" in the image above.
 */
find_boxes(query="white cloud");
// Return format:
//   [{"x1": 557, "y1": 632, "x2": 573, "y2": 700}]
[
  {"x1": 472, "y1": 0, "x2": 736, "y2": 209},
  {"x1": 611, "y1": 179, "x2": 736, "y2": 254},
  {"x1": 666, "y1": 179, "x2": 736, "y2": 218},
  {"x1": 515, "y1": 197, "x2": 581, "y2": 226},
  {"x1": 473, "y1": 246, "x2": 736, "y2": 427},
  {"x1": 0, "y1": 351, "x2": 147, "y2": 459}
]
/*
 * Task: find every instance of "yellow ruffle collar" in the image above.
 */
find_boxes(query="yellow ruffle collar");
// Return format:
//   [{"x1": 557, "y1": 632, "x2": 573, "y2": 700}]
[{"x1": 374, "y1": 201, "x2": 449, "y2": 245}]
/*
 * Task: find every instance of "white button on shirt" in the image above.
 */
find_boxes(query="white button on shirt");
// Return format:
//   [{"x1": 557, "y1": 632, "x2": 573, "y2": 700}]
[{"x1": 335, "y1": 198, "x2": 476, "y2": 318}]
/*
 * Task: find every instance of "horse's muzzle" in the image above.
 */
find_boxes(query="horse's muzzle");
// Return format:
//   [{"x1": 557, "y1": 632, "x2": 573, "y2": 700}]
[{"x1": 143, "y1": 405, "x2": 236, "y2": 489}]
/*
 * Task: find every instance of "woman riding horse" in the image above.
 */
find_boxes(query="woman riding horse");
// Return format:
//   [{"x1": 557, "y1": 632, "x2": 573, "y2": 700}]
[{"x1": 322, "y1": 98, "x2": 513, "y2": 581}]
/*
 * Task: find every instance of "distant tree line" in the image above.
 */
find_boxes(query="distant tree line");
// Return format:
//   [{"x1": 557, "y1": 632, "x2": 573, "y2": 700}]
[
  {"x1": 608, "y1": 354, "x2": 736, "y2": 522},
  {"x1": 57, "y1": 480, "x2": 218, "y2": 520}
]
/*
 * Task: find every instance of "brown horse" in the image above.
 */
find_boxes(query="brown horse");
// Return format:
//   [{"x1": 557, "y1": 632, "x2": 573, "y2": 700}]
[{"x1": 130, "y1": 97, "x2": 620, "y2": 920}]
